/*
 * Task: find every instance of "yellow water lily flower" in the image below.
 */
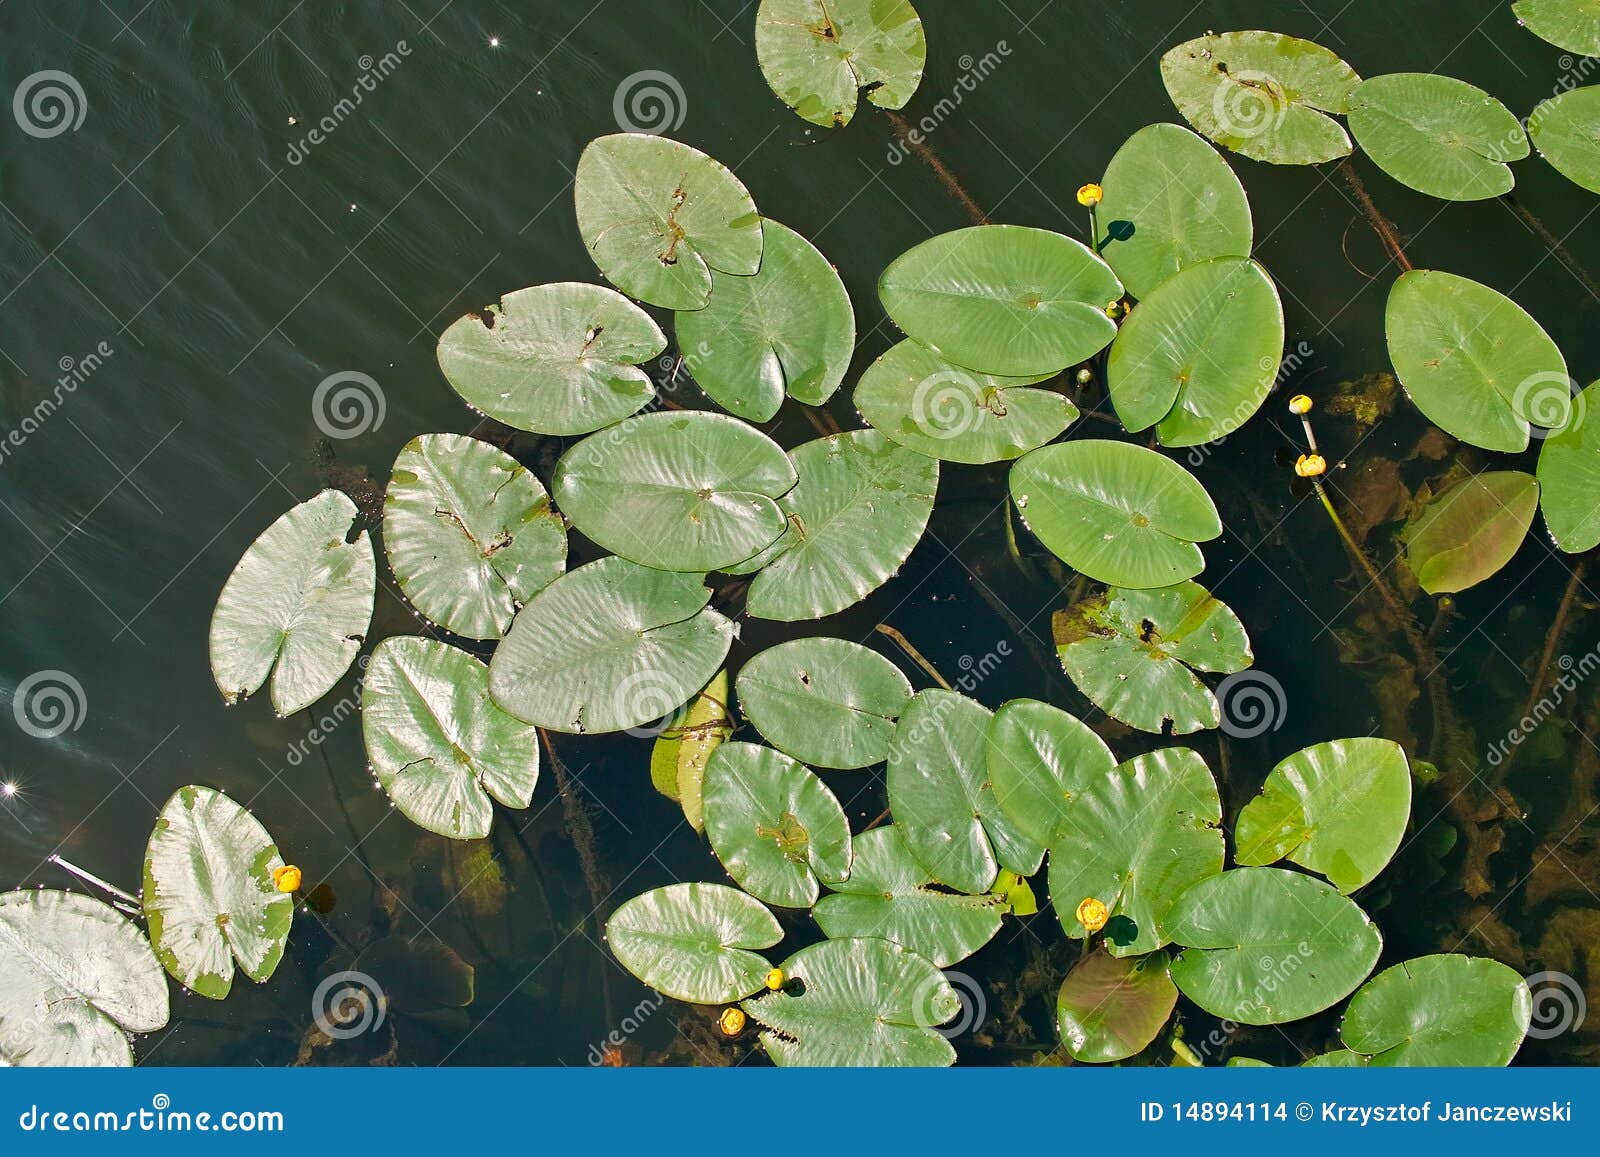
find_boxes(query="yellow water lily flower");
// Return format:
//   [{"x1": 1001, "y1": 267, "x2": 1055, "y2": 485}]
[
  {"x1": 1289, "y1": 394, "x2": 1314, "y2": 415},
  {"x1": 272, "y1": 864, "x2": 302, "y2": 893},
  {"x1": 765, "y1": 967, "x2": 785, "y2": 991},
  {"x1": 718, "y1": 1007, "x2": 746, "y2": 1037},
  {"x1": 1076, "y1": 896, "x2": 1109, "y2": 933},
  {"x1": 1076, "y1": 183, "x2": 1103, "y2": 206},
  {"x1": 1295, "y1": 453, "x2": 1327, "y2": 478}
]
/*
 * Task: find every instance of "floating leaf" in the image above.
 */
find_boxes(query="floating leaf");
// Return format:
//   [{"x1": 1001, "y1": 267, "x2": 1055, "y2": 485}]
[
  {"x1": 0, "y1": 890, "x2": 169, "y2": 1066},
  {"x1": 1347, "y1": 74, "x2": 1528, "y2": 201},
  {"x1": 702, "y1": 742, "x2": 852, "y2": 908},
  {"x1": 743, "y1": 936, "x2": 957, "y2": 1066},
  {"x1": 1537, "y1": 380, "x2": 1600, "y2": 552},
  {"x1": 736, "y1": 637, "x2": 911, "y2": 769},
  {"x1": 552, "y1": 410, "x2": 796, "y2": 572},
  {"x1": 676, "y1": 218, "x2": 854, "y2": 420},
  {"x1": 854, "y1": 340, "x2": 1077, "y2": 464},
  {"x1": 741, "y1": 430, "x2": 938, "y2": 621},
  {"x1": 606, "y1": 883, "x2": 782, "y2": 1004},
  {"x1": 754, "y1": 0, "x2": 926, "y2": 128},
  {"x1": 1056, "y1": 949, "x2": 1178, "y2": 1064},
  {"x1": 649, "y1": 670, "x2": 734, "y2": 832},
  {"x1": 574, "y1": 134, "x2": 762, "y2": 310},
  {"x1": 210, "y1": 489, "x2": 374, "y2": 716},
  {"x1": 1386, "y1": 270, "x2": 1568, "y2": 452},
  {"x1": 987, "y1": 698, "x2": 1116, "y2": 848},
  {"x1": 1401, "y1": 470, "x2": 1539, "y2": 594},
  {"x1": 489, "y1": 557, "x2": 734, "y2": 734},
  {"x1": 1097, "y1": 123, "x2": 1254, "y2": 300},
  {"x1": 1166, "y1": 867, "x2": 1382, "y2": 1025},
  {"x1": 363, "y1": 636, "x2": 540, "y2": 839},
  {"x1": 1106, "y1": 257, "x2": 1283, "y2": 446},
  {"x1": 1235, "y1": 738, "x2": 1412, "y2": 894},
  {"x1": 383, "y1": 433, "x2": 566, "y2": 639},
  {"x1": 888, "y1": 690, "x2": 1042, "y2": 894},
  {"x1": 1055, "y1": 581, "x2": 1252, "y2": 735},
  {"x1": 1010, "y1": 440, "x2": 1221, "y2": 589},
  {"x1": 879, "y1": 225, "x2": 1123, "y2": 377},
  {"x1": 815, "y1": 826, "x2": 1005, "y2": 968},
  {"x1": 142, "y1": 786, "x2": 293, "y2": 1000},
  {"x1": 1514, "y1": 0, "x2": 1600, "y2": 55},
  {"x1": 1303, "y1": 1049, "x2": 1369, "y2": 1067},
  {"x1": 1529, "y1": 86, "x2": 1600, "y2": 194},
  {"x1": 1048, "y1": 748, "x2": 1223, "y2": 956},
  {"x1": 1341, "y1": 954, "x2": 1531, "y2": 1066}
]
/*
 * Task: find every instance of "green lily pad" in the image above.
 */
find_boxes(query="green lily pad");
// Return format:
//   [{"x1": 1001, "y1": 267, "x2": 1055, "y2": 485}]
[
  {"x1": 1514, "y1": 0, "x2": 1600, "y2": 55},
  {"x1": 606, "y1": 883, "x2": 782, "y2": 1004},
  {"x1": 1303, "y1": 1049, "x2": 1370, "y2": 1067},
  {"x1": 1166, "y1": 867, "x2": 1383, "y2": 1024},
  {"x1": 740, "y1": 429, "x2": 939, "y2": 621},
  {"x1": 552, "y1": 410, "x2": 796, "y2": 572},
  {"x1": 1402, "y1": 470, "x2": 1540, "y2": 594},
  {"x1": 649, "y1": 670, "x2": 734, "y2": 832},
  {"x1": 702, "y1": 742, "x2": 852, "y2": 908},
  {"x1": 986, "y1": 698, "x2": 1116, "y2": 849},
  {"x1": 363, "y1": 636, "x2": 541, "y2": 839},
  {"x1": 743, "y1": 937, "x2": 958, "y2": 1066},
  {"x1": 1056, "y1": 949, "x2": 1178, "y2": 1064},
  {"x1": 1341, "y1": 954, "x2": 1532, "y2": 1066},
  {"x1": 1054, "y1": 581, "x2": 1252, "y2": 735},
  {"x1": 142, "y1": 785, "x2": 294, "y2": 999},
  {"x1": 1537, "y1": 380, "x2": 1600, "y2": 552},
  {"x1": 435, "y1": 282, "x2": 667, "y2": 435},
  {"x1": 574, "y1": 134, "x2": 762, "y2": 310},
  {"x1": 1106, "y1": 257, "x2": 1284, "y2": 446},
  {"x1": 1347, "y1": 73, "x2": 1528, "y2": 201},
  {"x1": 1235, "y1": 738, "x2": 1412, "y2": 895},
  {"x1": 1048, "y1": 748, "x2": 1224, "y2": 956},
  {"x1": 854, "y1": 340, "x2": 1078, "y2": 464},
  {"x1": 489, "y1": 557, "x2": 734, "y2": 734},
  {"x1": 0, "y1": 890, "x2": 169, "y2": 1066},
  {"x1": 814, "y1": 826, "x2": 1005, "y2": 967},
  {"x1": 209, "y1": 489, "x2": 375, "y2": 716},
  {"x1": 1160, "y1": 31, "x2": 1361, "y2": 165},
  {"x1": 383, "y1": 433, "x2": 567, "y2": 639},
  {"x1": 1009, "y1": 440, "x2": 1221, "y2": 589},
  {"x1": 754, "y1": 0, "x2": 926, "y2": 128},
  {"x1": 736, "y1": 637, "x2": 912, "y2": 769},
  {"x1": 879, "y1": 225, "x2": 1123, "y2": 377},
  {"x1": 887, "y1": 689, "x2": 1043, "y2": 893},
  {"x1": 1529, "y1": 86, "x2": 1600, "y2": 194},
  {"x1": 1386, "y1": 269, "x2": 1569, "y2": 452},
  {"x1": 1097, "y1": 123, "x2": 1254, "y2": 300}
]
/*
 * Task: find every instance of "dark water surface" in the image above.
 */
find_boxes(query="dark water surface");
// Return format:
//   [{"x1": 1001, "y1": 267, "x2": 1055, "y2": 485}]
[{"x1": 2, "y1": 0, "x2": 1598, "y2": 1065}]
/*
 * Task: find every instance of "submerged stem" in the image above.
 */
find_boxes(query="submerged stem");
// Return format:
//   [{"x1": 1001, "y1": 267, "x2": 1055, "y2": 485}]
[{"x1": 874, "y1": 623, "x2": 952, "y2": 690}]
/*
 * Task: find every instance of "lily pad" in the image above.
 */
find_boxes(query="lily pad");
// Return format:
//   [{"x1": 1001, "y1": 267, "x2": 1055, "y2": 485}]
[
  {"x1": 676, "y1": 218, "x2": 854, "y2": 420},
  {"x1": 552, "y1": 410, "x2": 796, "y2": 572},
  {"x1": 1166, "y1": 867, "x2": 1383, "y2": 1025},
  {"x1": 1048, "y1": 748, "x2": 1224, "y2": 956},
  {"x1": 1009, "y1": 440, "x2": 1221, "y2": 589},
  {"x1": 1347, "y1": 74, "x2": 1528, "y2": 201},
  {"x1": 1514, "y1": 0, "x2": 1600, "y2": 55},
  {"x1": 1106, "y1": 257, "x2": 1284, "y2": 446},
  {"x1": 383, "y1": 433, "x2": 567, "y2": 639},
  {"x1": 754, "y1": 0, "x2": 926, "y2": 128},
  {"x1": 887, "y1": 690, "x2": 1042, "y2": 894},
  {"x1": 489, "y1": 557, "x2": 734, "y2": 734},
  {"x1": 142, "y1": 786, "x2": 294, "y2": 999},
  {"x1": 879, "y1": 225, "x2": 1123, "y2": 377},
  {"x1": 1160, "y1": 31, "x2": 1361, "y2": 165},
  {"x1": 742, "y1": 936, "x2": 958, "y2": 1066},
  {"x1": 1342, "y1": 955, "x2": 1531, "y2": 1066},
  {"x1": 1097, "y1": 123, "x2": 1254, "y2": 300},
  {"x1": 814, "y1": 826, "x2": 1005, "y2": 967},
  {"x1": 210, "y1": 489, "x2": 375, "y2": 716},
  {"x1": 736, "y1": 637, "x2": 912, "y2": 769},
  {"x1": 574, "y1": 134, "x2": 762, "y2": 310},
  {"x1": 1235, "y1": 738, "x2": 1412, "y2": 894},
  {"x1": 701, "y1": 742, "x2": 852, "y2": 908},
  {"x1": 1056, "y1": 949, "x2": 1178, "y2": 1064},
  {"x1": 1537, "y1": 380, "x2": 1600, "y2": 552},
  {"x1": 741, "y1": 429, "x2": 939, "y2": 621},
  {"x1": 1386, "y1": 270, "x2": 1568, "y2": 452},
  {"x1": 436, "y1": 283, "x2": 667, "y2": 435},
  {"x1": 363, "y1": 636, "x2": 541, "y2": 839},
  {"x1": 986, "y1": 698, "x2": 1116, "y2": 849},
  {"x1": 854, "y1": 340, "x2": 1078, "y2": 464},
  {"x1": 606, "y1": 883, "x2": 782, "y2": 1004},
  {"x1": 1401, "y1": 470, "x2": 1539, "y2": 594},
  {"x1": 649, "y1": 670, "x2": 734, "y2": 832},
  {"x1": 1529, "y1": 86, "x2": 1600, "y2": 194},
  {"x1": 0, "y1": 889, "x2": 169, "y2": 1066}
]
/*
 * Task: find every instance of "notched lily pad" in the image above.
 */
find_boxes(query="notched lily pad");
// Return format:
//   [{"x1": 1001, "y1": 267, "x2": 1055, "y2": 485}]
[
  {"x1": 755, "y1": 0, "x2": 926, "y2": 128},
  {"x1": 1056, "y1": 949, "x2": 1178, "y2": 1064},
  {"x1": 736, "y1": 637, "x2": 912, "y2": 769},
  {"x1": 1341, "y1": 954, "x2": 1531, "y2": 1066},
  {"x1": 1347, "y1": 73, "x2": 1528, "y2": 201},
  {"x1": 606, "y1": 882, "x2": 782, "y2": 1004},
  {"x1": 1401, "y1": 470, "x2": 1539, "y2": 594}
]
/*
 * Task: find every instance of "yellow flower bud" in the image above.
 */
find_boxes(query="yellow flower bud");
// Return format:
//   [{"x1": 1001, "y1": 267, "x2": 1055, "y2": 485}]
[
  {"x1": 1076, "y1": 183, "x2": 1103, "y2": 207},
  {"x1": 765, "y1": 967, "x2": 785, "y2": 991},
  {"x1": 272, "y1": 864, "x2": 302, "y2": 893},
  {"x1": 1289, "y1": 394, "x2": 1313, "y2": 415},
  {"x1": 1076, "y1": 896, "x2": 1109, "y2": 933},
  {"x1": 1295, "y1": 453, "x2": 1327, "y2": 478},
  {"x1": 718, "y1": 1007, "x2": 746, "y2": 1037}
]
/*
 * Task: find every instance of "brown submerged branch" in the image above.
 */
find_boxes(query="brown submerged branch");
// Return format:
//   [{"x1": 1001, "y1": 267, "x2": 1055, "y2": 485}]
[
  {"x1": 1339, "y1": 160, "x2": 1413, "y2": 272},
  {"x1": 885, "y1": 111, "x2": 989, "y2": 225}
]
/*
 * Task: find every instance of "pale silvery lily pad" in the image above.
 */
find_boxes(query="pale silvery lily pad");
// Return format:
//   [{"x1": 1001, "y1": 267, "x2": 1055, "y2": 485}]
[{"x1": 755, "y1": 0, "x2": 926, "y2": 128}]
